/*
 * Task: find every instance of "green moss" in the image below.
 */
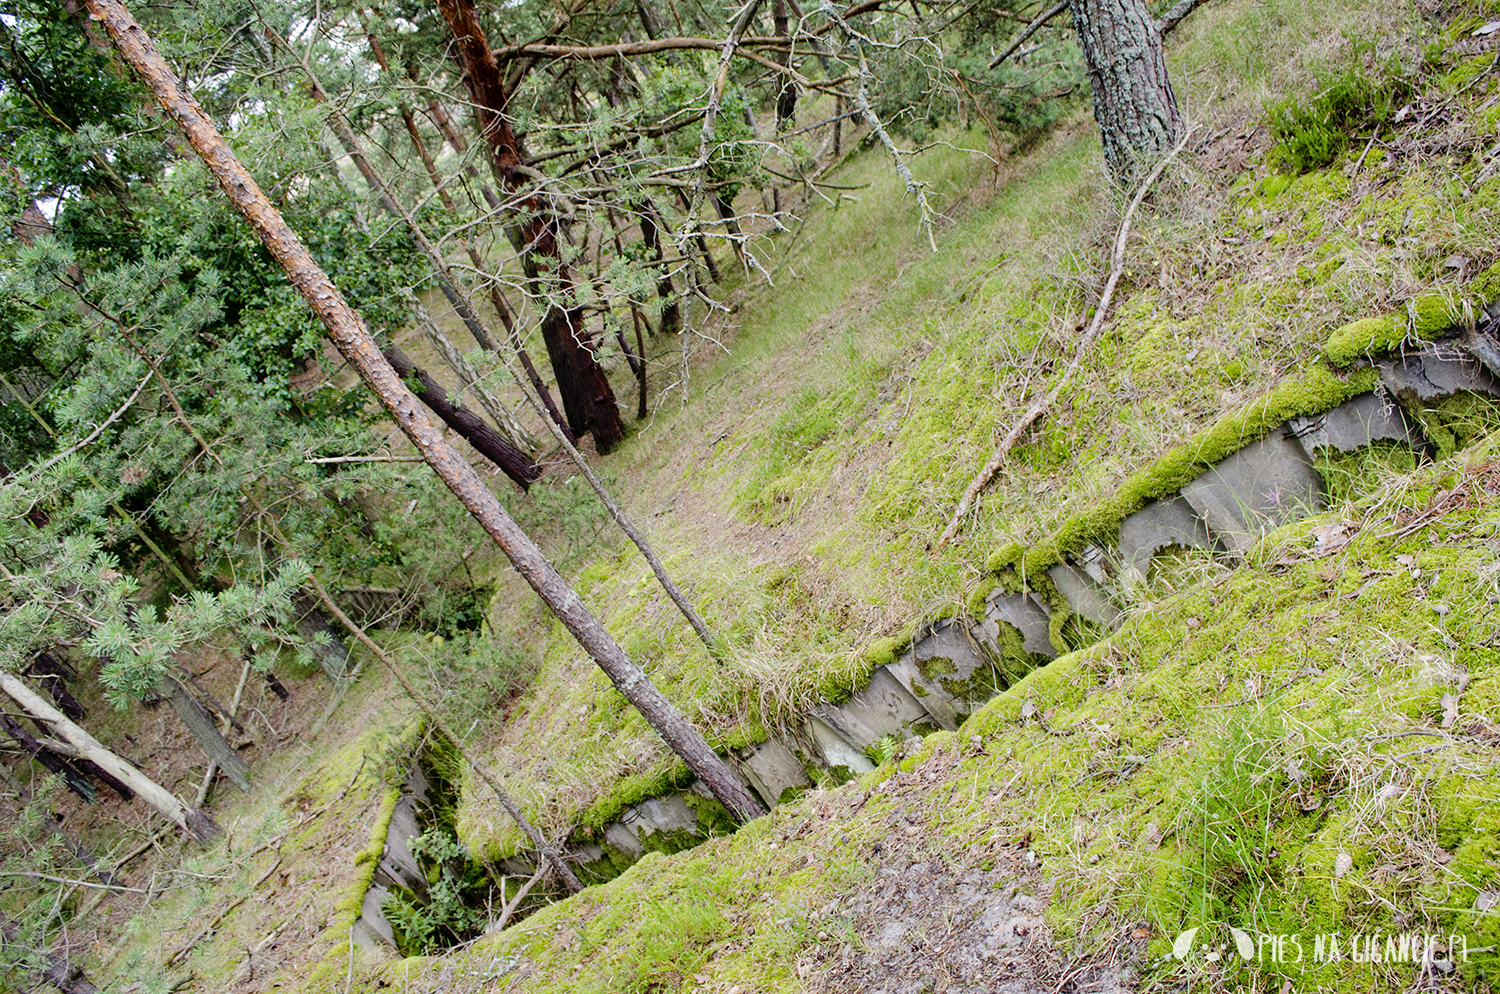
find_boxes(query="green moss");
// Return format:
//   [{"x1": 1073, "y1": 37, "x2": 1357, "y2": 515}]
[
  {"x1": 1311, "y1": 441, "x2": 1419, "y2": 504},
  {"x1": 312, "y1": 781, "x2": 402, "y2": 977},
  {"x1": 1324, "y1": 263, "x2": 1500, "y2": 367},
  {"x1": 988, "y1": 364, "x2": 1377, "y2": 580},
  {"x1": 965, "y1": 576, "x2": 999, "y2": 617},
  {"x1": 682, "y1": 791, "x2": 738, "y2": 837},
  {"x1": 1323, "y1": 314, "x2": 1407, "y2": 366},
  {"x1": 859, "y1": 633, "x2": 911, "y2": 672},
  {"x1": 1405, "y1": 391, "x2": 1500, "y2": 458},
  {"x1": 576, "y1": 841, "x2": 640, "y2": 884},
  {"x1": 916, "y1": 654, "x2": 956, "y2": 682},
  {"x1": 578, "y1": 761, "x2": 693, "y2": 833}
]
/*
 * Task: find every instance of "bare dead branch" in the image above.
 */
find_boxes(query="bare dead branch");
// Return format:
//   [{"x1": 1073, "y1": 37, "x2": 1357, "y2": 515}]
[
  {"x1": 987, "y1": 0, "x2": 1068, "y2": 70},
  {"x1": 938, "y1": 125, "x2": 1195, "y2": 547},
  {"x1": 1156, "y1": 0, "x2": 1211, "y2": 36}
]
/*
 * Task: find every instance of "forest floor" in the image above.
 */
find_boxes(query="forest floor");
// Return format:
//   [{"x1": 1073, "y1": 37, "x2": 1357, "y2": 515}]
[{"x1": 22, "y1": 0, "x2": 1500, "y2": 991}]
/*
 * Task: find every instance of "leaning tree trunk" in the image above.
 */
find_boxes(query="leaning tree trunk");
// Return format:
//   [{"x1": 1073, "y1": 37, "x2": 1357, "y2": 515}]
[
  {"x1": 383, "y1": 345, "x2": 542, "y2": 490},
  {"x1": 0, "y1": 714, "x2": 95, "y2": 802},
  {"x1": 0, "y1": 672, "x2": 220, "y2": 843},
  {"x1": 772, "y1": 0, "x2": 796, "y2": 130},
  {"x1": 1069, "y1": 0, "x2": 1182, "y2": 184},
  {"x1": 290, "y1": 590, "x2": 350, "y2": 682},
  {"x1": 85, "y1": 0, "x2": 765, "y2": 825},
  {"x1": 434, "y1": 0, "x2": 627, "y2": 454}
]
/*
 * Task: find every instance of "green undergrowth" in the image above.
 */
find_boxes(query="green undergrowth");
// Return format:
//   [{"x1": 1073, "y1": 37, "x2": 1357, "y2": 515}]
[
  {"x1": 956, "y1": 445, "x2": 1500, "y2": 989},
  {"x1": 360, "y1": 437, "x2": 1500, "y2": 993},
  {"x1": 987, "y1": 363, "x2": 1381, "y2": 587},
  {"x1": 462, "y1": 0, "x2": 1500, "y2": 884},
  {"x1": 1266, "y1": 43, "x2": 1413, "y2": 173},
  {"x1": 284, "y1": 710, "x2": 425, "y2": 990},
  {"x1": 98, "y1": 665, "x2": 423, "y2": 993}
]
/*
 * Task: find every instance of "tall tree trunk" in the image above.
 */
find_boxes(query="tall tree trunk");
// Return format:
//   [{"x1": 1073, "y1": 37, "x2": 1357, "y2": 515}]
[
  {"x1": 638, "y1": 200, "x2": 681, "y2": 337},
  {"x1": 1069, "y1": 0, "x2": 1182, "y2": 184},
  {"x1": 433, "y1": 0, "x2": 627, "y2": 454},
  {"x1": 363, "y1": 20, "x2": 569, "y2": 445},
  {"x1": 263, "y1": 23, "x2": 548, "y2": 461},
  {"x1": 772, "y1": 0, "x2": 796, "y2": 129},
  {"x1": 0, "y1": 672, "x2": 220, "y2": 843},
  {"x1": 87, "y1": 0, "x2": 764, "y2": 824}
]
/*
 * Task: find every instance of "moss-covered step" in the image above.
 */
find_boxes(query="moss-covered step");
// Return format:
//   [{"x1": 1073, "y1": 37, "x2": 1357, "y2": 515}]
[
  {"x1": 353, "y1": 762, "x2": 435, "y2": 950},
  {"x1": 733, "y1": 736, "x2": 810, "y2": 808},
  {"x1": 1046, "y1": 556, "x2": 1123, "y2": 629},
  {"x1": 1117, "y1": 496, "x2": 1215, "y2": 583},
  {"x1": 1378, "y1": 342, "x2": 1500, "y2": 402},
  {"x1": 879, "y1": 619, "x2": 985, "y2": 731},
  {"x1": 803, "y1": 714, "x2": 877, "y2": 776},
  {"x1": 809, "y1": 667, "x2": 934, "y2": 753},
  {"x1": 1286, "y1": 391, "x2": 1426, "y2": 456},
  {"x1": 572, "y1": 781, "x2": 740, "y2": 884},
  {"x1": 1180, "y1": 424, "x2": 1326, "y2": 554},
  {"x1": 982, "y1": 592, "x2": 1054, "y2": 659}
]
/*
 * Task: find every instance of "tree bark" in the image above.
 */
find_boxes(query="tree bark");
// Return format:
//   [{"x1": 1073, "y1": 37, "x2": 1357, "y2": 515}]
[
  {"x1": 1068, "y1": 0, "x2": 1182, "y2": 184},
  {"x1": 1156, "y1": 0, "x2": 1210, "y2": 36},
  {"x1": 27, "y1": 653, "x2": 84, "y2": 721},
  {"x1": 263, "y1": 671, "x2": 290, "y2": 700},
  {"x1": 364, "y1": 21, "x2": 573, "y2": 446},
  {"x1": 383, "y1": 345, "x2": 542, "y2": 489},
  {"x1": 0, "y1": 672, "x2": 219, "y2": 843},
  {"x1": 434, "y1": 0, "x2": 627, "y2": 454},
  {"x1": 158, "y1": 676, "x2": 250, "y2": 793},
  {"x1": 638, "y1": 200, "x2": 681, "y2": 337},
  {"x1": 87, "y1": 0, "x2": 764, "y2": 824},
  {"x1": 772, "y1": 0, "x2": 796, "y2": 129}
]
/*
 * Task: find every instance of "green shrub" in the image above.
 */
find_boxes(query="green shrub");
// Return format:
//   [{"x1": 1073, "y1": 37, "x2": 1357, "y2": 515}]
[
  {"x1": 1266, "y1": 53, "x2": 1413, "y2": 173},
  {"x1": 381, "y1": 827, "x2": 489, "y2": 956}
]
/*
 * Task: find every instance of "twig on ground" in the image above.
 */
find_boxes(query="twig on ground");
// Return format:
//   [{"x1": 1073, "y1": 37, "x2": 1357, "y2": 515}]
[
  {"x1": 938, "y1": 126, "x2": 1196, "y2": 547},
  {"x1": 487, "y1": 863, "x2": 550, "y2": 934},
  {"x1": 163, "y1": 895, "x2": 247, "y2": 966}
]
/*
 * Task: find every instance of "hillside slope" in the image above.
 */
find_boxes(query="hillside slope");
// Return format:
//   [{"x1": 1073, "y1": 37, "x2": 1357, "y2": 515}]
[{"x1": 74, "y1": 0, "x2": 1500, "y2": 991}]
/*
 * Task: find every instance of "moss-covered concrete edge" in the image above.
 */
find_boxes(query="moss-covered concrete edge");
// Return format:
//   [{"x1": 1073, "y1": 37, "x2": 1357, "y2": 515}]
[
  {"x1": 1322, "y1": 262, "x2": 1500, "y2": 367},
  {"x1": 986, "y1": 362, "x2": 1380, "y2": 585},
  {"x1": 303, "y1": 717, "x2": 425, "y2": 989}
]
